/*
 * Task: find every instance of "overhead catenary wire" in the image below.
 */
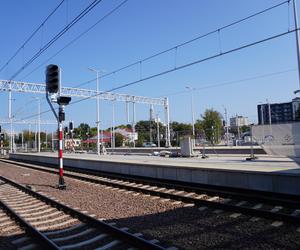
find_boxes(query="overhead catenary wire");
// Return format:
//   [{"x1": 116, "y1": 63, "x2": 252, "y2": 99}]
[
  {"x1": 13, "y1": 98, "x2": 40, "y2": 118},
  {"x1": 9, "y1": 0, "x2": 104, "y2": 81},
  {"x1": 20, "y1": 0, "x2": 129, "y2": 81},
  {"x1": 74, "y1": 0, "x2": 291, "y2": 88},
  {"x1": 0, "y1": 0, "x2": 65, "y2": 73},
  {"x1": 158, "y1": 68, "x2": 297, "y2": 98},
  {"x1": 15, "y1": 28, "x2": 299, "y2": 123}
]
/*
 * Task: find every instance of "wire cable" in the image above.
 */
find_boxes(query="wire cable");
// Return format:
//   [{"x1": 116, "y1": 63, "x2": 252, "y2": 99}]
[
  {"x1": 20, "y1": 0, "x2": 129, "y2": 81},
  {"x1": 159, "y1": 68, "x2": 297, "y2": 97},
  {"x1": 15, "y1": 28, "x2": 298, "y2": 122},
  {"x1": 74, "y1": 0, "x2": 290, "y2": 88},
  {"x1": 9, "y1": 0, "x2": 104, "y2": 81},
  {"x1": 0, "y1": 0, "x2": 65, "y2": 73}
]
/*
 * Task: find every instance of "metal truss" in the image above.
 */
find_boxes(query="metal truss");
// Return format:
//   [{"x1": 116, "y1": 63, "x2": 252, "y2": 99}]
[
  {"x1": 0, "y1": 119, "x2": 57, "y2": 125},
  {"x1": 0, "y1": 79, "x2": 171, "y2": 147},
  {"x1": 0, "y1": 80, "x2": 166, "y2": 106}
]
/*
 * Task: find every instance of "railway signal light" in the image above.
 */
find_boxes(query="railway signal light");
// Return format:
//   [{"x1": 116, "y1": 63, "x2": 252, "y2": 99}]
[
  {"x1": 45, "y1": 64, "x2": 72, "y2": 190},
  {"x1": 69, "y1": 121, "x2": 74, "y2": 132},
  {"x1": 0, "y1": 134, "x2": 4, "y2": 141},
  {"x1": 46, "y1": 64, "x2": 60, "y2": 93},
  {"x1": 64, "y1": 127, "x2": 68, "y2": 134},
  {"x1": 57, "y1": 96, "x2": 71, "y2": 106}
]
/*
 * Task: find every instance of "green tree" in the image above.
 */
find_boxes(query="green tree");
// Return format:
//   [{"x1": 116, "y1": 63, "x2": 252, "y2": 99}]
[
  {"x1": 135, "y1": 120, "x2": 164, "y2": 144},
  {"x1": 115, "y1": 133, "x2": 124, "y2": 147},
  {"x1": 73, "y1": 123, "x2": 90, "y2": 140},
  {"x1": 115, "y1": 124, "x2": 132, "y2": 129},
  {"x1": 89, "y1": 127, "x2": 98, "y2": 137},
  {"x1": 170, "y1": 122, "x2": 192, "y2": 136},
  {"x1": 201, "y1": 109, "x2": 223, "y2": 144},
  {"x1": 240, "y1": 125, "x2": 250, "y2": 133},
  {"x1": 194, "y1": 119, "x2": 204, "y2": 137},
  {"x1": 170, "y1": 122, "x2": 192, "y2": 146},
  {"x1": 136, "y1": 133, "x2": 146, "y2": 147}
]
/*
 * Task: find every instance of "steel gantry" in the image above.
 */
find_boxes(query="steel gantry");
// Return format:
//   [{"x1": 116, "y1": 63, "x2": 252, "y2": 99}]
[
  {"x1": 0, "y1": 79, "x2": 166, "y2": 105},
  {"x1": 0, "y1": 79, "x2": 171, "y2": 151},
  {"x1": 0, "y1": 119, "x2": 57, "y2": 125}
]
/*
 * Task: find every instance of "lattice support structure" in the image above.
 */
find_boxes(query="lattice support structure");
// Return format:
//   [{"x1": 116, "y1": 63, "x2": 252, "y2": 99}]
[
  {"x1": 0, "y1": 79, "x2": 171, "y2": 149},
  {"x1": 0, "y1": 80, "x2": 165, "y2": 105},
  {"x1": 0, "y1": 119, "x2": 57, "y2": 125}
]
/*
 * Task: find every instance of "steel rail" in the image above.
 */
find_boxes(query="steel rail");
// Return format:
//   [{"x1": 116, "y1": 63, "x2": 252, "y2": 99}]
[
  {"x1": 3, "y1": 158, "x2": 299, "y2": 208},
  {"x1": 0, "y1": 175, "x2": 167, "y2": 250},
  {"x1": 0, "y1": 185, "x2": 60, "y2": 249},
  {"x1": 1, "y1": 158, "x2": 300, "y2": 225}
]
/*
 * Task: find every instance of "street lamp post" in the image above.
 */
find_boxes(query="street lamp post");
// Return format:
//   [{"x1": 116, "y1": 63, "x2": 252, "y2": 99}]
[
  {"x1": 156, "y1": 114, "x2": 160, "y2": 148},
  {"x1": 37, "y1": 98, "x2": 41, "y2": 153},
  {"x1": 31, "y1": 97, "x2": 41, "y2": 152},
  {"x1": 86, "y1": 131, "x2": 90, "y2": 151},
  {"x1": 88, "y1": 67, "x2": 101, "y2": 155},
  {"x1": 259, "y1": 102, "x2": 265, "y2": 143},
  {"x1": 266, "y1": 99, "x2": 271, "y2": 125},
  {"x1": 111, "y1": 99, "x2": 116, "y2": 149},
  {"x1": 223, "y1": 106, "x2": 229, "y2": 146},
  {"x1": 293, "y1": 0, "x2": 300, "y2": 89},
  {"x1": 185, "y1": 86, "x2": 196, "y2": 141}
]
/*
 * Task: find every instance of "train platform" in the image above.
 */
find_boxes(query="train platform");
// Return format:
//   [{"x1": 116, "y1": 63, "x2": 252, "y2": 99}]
[{"x1": 9, "y1": 152, "x2": 300, "y2": 196}]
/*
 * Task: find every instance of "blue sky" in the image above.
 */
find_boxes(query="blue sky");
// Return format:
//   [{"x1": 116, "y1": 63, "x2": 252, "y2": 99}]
[{"x1": 0, "y1": 0, "x2": 299, "y2": 133}]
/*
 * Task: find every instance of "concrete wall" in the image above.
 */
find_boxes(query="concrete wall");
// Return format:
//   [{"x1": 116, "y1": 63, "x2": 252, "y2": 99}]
[{"x1": 9, "y1": 153, "x2": 300, "y2": 196}]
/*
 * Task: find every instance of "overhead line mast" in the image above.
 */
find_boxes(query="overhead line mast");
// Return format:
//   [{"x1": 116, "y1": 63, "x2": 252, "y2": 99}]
[{"x1": 293, "y1": 0, "x2": 300, "y2": 92}]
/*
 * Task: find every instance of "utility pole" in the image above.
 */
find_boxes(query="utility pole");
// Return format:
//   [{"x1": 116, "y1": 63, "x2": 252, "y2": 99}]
[
  {"x1": 185, "y1": 86, "x2": 195, "y2": 138},
  {"x1": 86, "y1": 129, "x2": 90, "y2": 151},
  {"x1": 111, "y1": 99, "x2": 115, "y2": 149},
  {"x1": 35, "y1": 123, "x2": 37, "y2": 151},
  {"x1": 132, "y1": 100, "x2": 136, "y2": 148},
  {"x1": 21, "y1": 131, "x2": 24, "y2": 149},
  {"x1": 156, "y1": 114, "x2": 160, "y2": 148},
  {"x1": 28, "y1": 124, "x2": 31, "y2": 150},
  {"x1": 126, "y1": 99, "x2": 130, "y2": 124},
  {"x1": 8, "y1": 81, "x2": 13, "y2": 153},
  {"x1": 293, "y1": 0, "x2": 300, "y2": 90},
  {"x1": 260, "y1": 105, "x2": 264, "y2": 125},
  {"x1": 33, "y1": 97, "x2": 41, "y2": 152},
  {"x1": 12, "y1": 129, "x2": 15, "y2": 152},
  {"x1": 223, "y1": 106, "x2": 229, "y2": 146},
  {"x1": 45, "y1": 130, "x2": 47, "y2": 150},
  {"x1": 150, "y1": 104, "x2": 154, "y2": 144},
  {"x1": 260, "y1": 103, "x2": 265, "y2": 143},
  {"x1": 87, "y1": 68, "x2": 101, "y2": 156},
  {"x1": 164, "y1": 97, "x2": 171, "y2": 147},
  {"x1": 236, "y1": 114, "x2": 240, "y2": 141},
  {"x1": 51, "y1": 131, "x2": 54, "y2": 151},
  {"x1": 267, "y1": 99, "x2": 271, "y2": 125},
  {"x1": 191, "y1": 92, "x2": 195, "y2": 137}
]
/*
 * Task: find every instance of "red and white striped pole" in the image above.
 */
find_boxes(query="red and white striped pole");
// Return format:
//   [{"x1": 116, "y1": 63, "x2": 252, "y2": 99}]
[{"x1": 58, "y1": 121, "x2": 66, "y2": 189}]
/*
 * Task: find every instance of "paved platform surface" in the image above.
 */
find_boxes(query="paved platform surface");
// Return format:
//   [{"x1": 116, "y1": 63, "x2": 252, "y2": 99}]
[
  {"x1": 14, "y1": 152, "x2": 300, "y2": 175},
  {"x1": 8, "y1": 152, "x2": 300, "y2": 195},
  {"x1": 105, "y1": 145, "x2": 266, "y2": 155}
]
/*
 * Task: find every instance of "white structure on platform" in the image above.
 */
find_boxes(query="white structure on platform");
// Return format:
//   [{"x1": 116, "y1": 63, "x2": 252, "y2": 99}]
[{"x1": 252, "y1": 122, "x2": 300, "y2": 157}]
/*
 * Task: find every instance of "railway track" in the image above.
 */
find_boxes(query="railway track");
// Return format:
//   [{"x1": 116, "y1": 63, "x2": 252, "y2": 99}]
[
  {"x1": 1, "y1": 158, "x2": 300, "y2": 226},
  {"x1": 0, "y1": 174, "x2": 171, "y2": 250}
]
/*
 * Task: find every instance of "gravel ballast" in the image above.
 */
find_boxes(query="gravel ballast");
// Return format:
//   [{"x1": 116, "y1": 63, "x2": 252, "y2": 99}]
[{"x1": 0, "y1": 161, "x2": 300, "y2": 249}]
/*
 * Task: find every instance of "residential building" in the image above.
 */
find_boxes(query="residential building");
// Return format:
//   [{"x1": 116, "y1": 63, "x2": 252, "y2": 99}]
[
  {"x1": 230, "y1": 116, "x2": 249, "y2": 128},
  {"x1": 257, "y1": 98, "x2": 300, "y2": 125}
]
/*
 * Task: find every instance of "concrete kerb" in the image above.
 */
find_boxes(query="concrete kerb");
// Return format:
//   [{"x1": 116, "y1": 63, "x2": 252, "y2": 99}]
[{"x1": 8, "y1": 153, "x2": 300, "y2": 195}]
